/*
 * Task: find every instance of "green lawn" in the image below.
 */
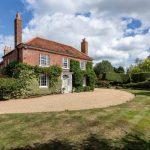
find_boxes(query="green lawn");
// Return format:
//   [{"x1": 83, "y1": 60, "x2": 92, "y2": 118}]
[{"x1": 0, "y1": 89, "x2": 150, "y2": 149}]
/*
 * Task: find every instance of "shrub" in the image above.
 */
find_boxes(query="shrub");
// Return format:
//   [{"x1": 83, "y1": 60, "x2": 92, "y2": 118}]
[
  {"x1": 124, "y1": 78, "x2": 150, "y2": 89},
  {"x1": 75, "y1": 86, "x2": 84, "y2": 93},
  {"x1": 83, "y1": 86, "x2": 91, "y2": 91},
  {"x1": 104, "y1": 72, "x2": 130, "y2": 84},
  {"x1": 0, "y1": 78, "x2": 18, "y2": 100},
  {"x1": 2, "y1": 61, "x2": 18, "y2": 77},
  {"x1": 97, "y1": 80, "x2": 111, "y2": 88},
  {"x1": 131, "y1": 72, "x2": 150, "y2": 83}
]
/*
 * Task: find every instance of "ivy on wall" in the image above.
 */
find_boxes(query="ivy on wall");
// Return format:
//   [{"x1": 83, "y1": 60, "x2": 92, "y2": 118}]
[
  {"x1": 1, "y1": 62, "x2": 62, "y2": 99},
  {"x1": 70, "y1": 59, "x2": 96, "y2": 92},
  {"x1": 70, "y1": 59, "x2": 84, "y2": 89},
  {"x1": 86, "y1": 62, "x2": 96, "y2": 90}
]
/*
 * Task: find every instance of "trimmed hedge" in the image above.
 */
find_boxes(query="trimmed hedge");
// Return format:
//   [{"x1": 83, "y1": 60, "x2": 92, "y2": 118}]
[
  {"x1": 131, "y1": 72, "x2": 150, "y2": 83},
  {"x1": 104, "y1": 72, "x2": 130, "y2": 83},
  {"x1": 124, "y1": 78, "x2": 150, "y2": 89}
]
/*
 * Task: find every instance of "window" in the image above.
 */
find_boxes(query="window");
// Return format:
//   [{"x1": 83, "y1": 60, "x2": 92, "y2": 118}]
[
  {"x1": 39, "y1": 54, "x2": 49, "y2": 67},
  {"x1": 80, "y1": 61, "x2": 86, "y2": 70},
  {"x1": 63, "y1": 58, "x2": 70, "y2": 69},
  {"x1": 39, "y1": 74, "x2": 48, "y2": 88}
]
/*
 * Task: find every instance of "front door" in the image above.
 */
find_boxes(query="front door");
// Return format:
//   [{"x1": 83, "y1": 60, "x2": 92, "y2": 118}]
[{"x1": 62, "y1": 75, "x2": 70, "y2": 93}]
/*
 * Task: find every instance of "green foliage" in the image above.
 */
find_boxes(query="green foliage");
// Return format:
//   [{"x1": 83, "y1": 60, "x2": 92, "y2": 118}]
[
  {"x1": 0, "y1": 78, "x2": 18, "y2": 100},
  {"x1": 131, "y1": 72, "x2": 150, "y2": 82},
  {"x1": 86, "y1": 62, "x2": 96, "y2": 90},
  {"x1": 0, "y1": 62, "x2": 62, "y2": 99},
  {"x1": 114, "y1": 66, "x2": 125, "y2": 73},
  {"x1": 94, "y1": 60, "x2": 114, "y2": 77},
  {"x1": 128, "y1": 58, "x2": 150, "y2": 74},
  {"x1": 97, "y1": 80, "x2": 111, "y2": 88},
  {"x1": 2, "y1": 61, "x2": 18, "y2": 77},
  {"x1": 124, "y1": 78, "x2": 150, "y2": 89},
  {"x1": 70, "y1": 59, "x2": 84, "y2": 89},
  {"x1": 104, "y1": 72, "x2": 130, "y2": 83}
]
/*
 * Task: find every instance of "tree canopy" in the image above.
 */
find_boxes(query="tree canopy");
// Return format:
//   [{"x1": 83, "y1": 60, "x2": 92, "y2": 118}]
[
  {"x1": 114, "y1": 66, "x2": 125, "y2": 73},
  {"x1": 94, "y1": 60, "x2": 114, "y2": 76},
  {"x1": 127, "y1": 58, "x2": 150, "y2": 74}
]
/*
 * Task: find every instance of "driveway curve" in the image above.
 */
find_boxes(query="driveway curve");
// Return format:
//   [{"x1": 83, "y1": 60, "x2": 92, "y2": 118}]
[{"x1": 0, "y1": 89, "x2": 134, "y2": 114}]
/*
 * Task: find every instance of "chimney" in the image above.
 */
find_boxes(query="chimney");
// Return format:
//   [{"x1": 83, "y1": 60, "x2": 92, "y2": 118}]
[
  {"x1": 14, "y1": 12, "x2": 22, "y2": 47},
  {"x1": 81, "y1": 38, "x2": 88, "y2": 55},
  {"x1": 4, "y1": 46, "x2": 12, "y2": 55}
]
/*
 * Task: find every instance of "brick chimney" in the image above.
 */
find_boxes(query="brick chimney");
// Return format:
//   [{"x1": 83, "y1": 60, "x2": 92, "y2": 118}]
[
  {"x1": 81, "y1": 38, "x2": 88, "y2": 55},
  {"x1": 14, "y1": 12, "x2": 22, "y2": 47},
  {"x1": 4, "y1": 46, "x2": 12, "y2": 55}
]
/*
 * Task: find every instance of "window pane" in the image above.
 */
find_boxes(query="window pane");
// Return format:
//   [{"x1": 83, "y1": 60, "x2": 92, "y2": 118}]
[
  {"x1": 40, "y1": 54, "x2": 49, "y2": 66},
  {"x1": 39, "y1": 75, "x2": 48, "y2": 87}
]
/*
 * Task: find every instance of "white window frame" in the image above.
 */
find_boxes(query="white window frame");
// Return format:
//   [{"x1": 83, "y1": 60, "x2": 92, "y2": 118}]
[
  {"x1": 80, "y1": 61, "x2": 86, "y2": 70},
  {"x1": 39, "y1": 54, "x2": 49, "y2": 67},
  {"x1": 62, "y1": 58, "x2": 70, "y2": 69},
  {"x1": 39, "y1": 74, "x2": 49, "y2": 88}
]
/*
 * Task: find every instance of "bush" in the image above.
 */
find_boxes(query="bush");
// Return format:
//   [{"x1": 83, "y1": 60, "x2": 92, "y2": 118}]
[
  {"x1": 131, "y1": 72, "x2": 150, "y2": 83},
  {"x1": 75, "y1": 86, "x2": 84, "y2": 93},
  {"x1": 104, "y1": 72, "x2": 130, "y2": 84},
  {"x1": 83, "y1": 86, "x2": 91, "y2": 91},
  {"x1": 2, "y1": 61, "x2": 18, "y2": 77},
  {"x1": 0, "y1": 78, "x2": 18, "y2": 100},
  {"x1": 124, "y1": 78, "x2": 150, "y2": 89},
  {"x1": 97, "y1": 80, "x2": 111, "y2": 88}
]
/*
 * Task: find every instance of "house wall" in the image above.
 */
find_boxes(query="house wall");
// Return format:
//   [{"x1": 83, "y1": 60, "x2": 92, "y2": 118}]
[
  {"x1": 22, "y1": 48, "x2": 90, "y2": 67},
  {"x1": 1, "y1": 50, "x2": 18, "y2": 68}
]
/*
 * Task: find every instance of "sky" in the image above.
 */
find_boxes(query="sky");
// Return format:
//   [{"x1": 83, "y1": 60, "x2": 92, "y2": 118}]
[{"x1": 0, "y1": 0, "x2": 150, "y2": 68}]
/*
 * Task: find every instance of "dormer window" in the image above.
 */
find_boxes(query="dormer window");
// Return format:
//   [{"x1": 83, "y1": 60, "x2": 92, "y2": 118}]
[
  {"x1": 39, "y1": 54, "x2": 49, "y2": 67},
  {"x1": 63, "y1": 58, "x2": 70, "y2": 69},
  {"x1": 80, "y1": 61, "x2": 86, "y2": 70}
]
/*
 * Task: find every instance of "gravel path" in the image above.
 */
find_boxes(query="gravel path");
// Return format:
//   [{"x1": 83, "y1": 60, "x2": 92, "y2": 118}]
[{"x1": 0, "y1": 89, "x2": 134, "y2": 114}]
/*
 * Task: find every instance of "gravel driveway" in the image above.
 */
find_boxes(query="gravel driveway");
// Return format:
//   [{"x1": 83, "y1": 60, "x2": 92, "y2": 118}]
[{"x1": 0, "y1": 89, "x2": 134, "y2": 114}]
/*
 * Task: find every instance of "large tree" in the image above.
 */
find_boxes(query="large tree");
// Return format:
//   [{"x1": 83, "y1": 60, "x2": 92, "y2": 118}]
[
  {"x1": 94, "y1": 60, "x2": 114, "y2": 77},
  {"x1": 114, "y1": 66, "x2": 125, "y2": 73}
]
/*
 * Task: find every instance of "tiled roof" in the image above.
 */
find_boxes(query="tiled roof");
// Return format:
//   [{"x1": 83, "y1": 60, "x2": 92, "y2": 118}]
[{"x1": 25, "y1": 37, "x2": 92, "y2": 61}]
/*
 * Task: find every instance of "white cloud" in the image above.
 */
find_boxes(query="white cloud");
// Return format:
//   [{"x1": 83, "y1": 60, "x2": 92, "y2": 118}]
[
  {"x1": 1, "y1": 0, "x2": 150, "y2": 67},
  {"x1": 0, "y1": 35, "x2": 14, "y2": 61}
]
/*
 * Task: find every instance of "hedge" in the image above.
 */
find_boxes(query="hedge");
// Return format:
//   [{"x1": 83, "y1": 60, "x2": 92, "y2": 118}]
[
  {"x1": 131, "y1": 72, "x2": 150, "y2": 83},
  {"x1": 104, "y1": 72, "x2": 130, "y2": 83},
  {"x1": 124, "y1": 78, "x2": 150, "y2": 89}
]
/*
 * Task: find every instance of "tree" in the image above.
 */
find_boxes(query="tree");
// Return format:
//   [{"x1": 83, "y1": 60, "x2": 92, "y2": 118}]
[
  {"x1": 127, "y1": 58, "x2": 150, "y2": 74},
  {"x1": 94, "y1": 60, "x2": 114, "y2": 77},
  {"x1": 114, "y1": 66, "x2": 125, "y2": 73}
]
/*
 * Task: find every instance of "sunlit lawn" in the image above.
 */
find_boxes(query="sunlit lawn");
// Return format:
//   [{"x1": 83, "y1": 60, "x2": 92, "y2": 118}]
[{"x1": 0, "y1": 89, "x2": 149, "y2": 149}]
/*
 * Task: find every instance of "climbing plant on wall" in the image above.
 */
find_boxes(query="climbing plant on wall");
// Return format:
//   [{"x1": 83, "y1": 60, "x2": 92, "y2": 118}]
[
  {"x1": 70, "y1": 59, "x2": 96, "y2": 91},
  {"x1": 70, "y1": 59, "x2": 84, "y2": 89}
]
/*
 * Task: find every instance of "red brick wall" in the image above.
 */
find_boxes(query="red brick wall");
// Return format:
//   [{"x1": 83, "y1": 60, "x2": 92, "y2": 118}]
[
  {"x1": 22, "y1": 48, "x2": 90, "y2": 67},
  {"x1": 2, "y1": 50, "x2": 18, "y2": 68}
]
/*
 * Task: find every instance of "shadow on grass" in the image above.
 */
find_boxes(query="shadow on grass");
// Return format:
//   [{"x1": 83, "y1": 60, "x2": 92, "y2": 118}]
[{"x1": 7, "y1": 133, "x2": 150, "y2": 150}]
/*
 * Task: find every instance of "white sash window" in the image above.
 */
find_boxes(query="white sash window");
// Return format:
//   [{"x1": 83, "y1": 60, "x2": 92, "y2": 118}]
[
  {"x1": 39, "y1": 54, "x2": 49, "y2": 67},
  {"x1": 39, "y1": 74, "x2": 48, "y2": 88}
]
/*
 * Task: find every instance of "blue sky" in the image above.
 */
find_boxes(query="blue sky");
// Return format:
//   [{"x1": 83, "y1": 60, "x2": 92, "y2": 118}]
[
  {"x1": 0, "y1": 0, "x2": 31, "y2": 35},
  {"x1": 0, "y1": 0, "x2": 150, "y2": 67}
]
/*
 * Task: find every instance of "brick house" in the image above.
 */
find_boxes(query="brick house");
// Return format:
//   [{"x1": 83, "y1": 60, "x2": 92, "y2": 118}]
[{"x1": 0, "y1": 12, "x2": 92, "y2": 93}]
